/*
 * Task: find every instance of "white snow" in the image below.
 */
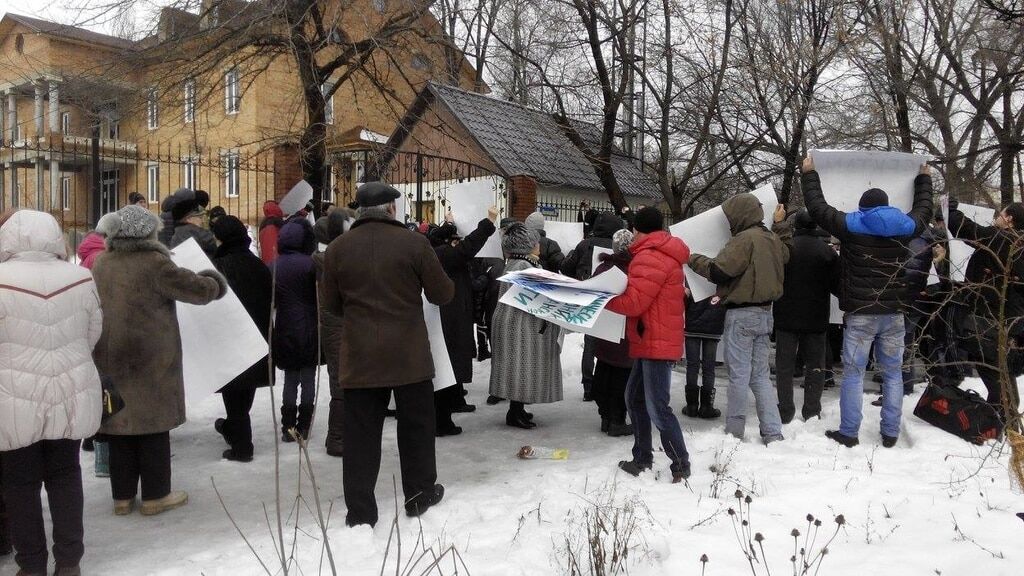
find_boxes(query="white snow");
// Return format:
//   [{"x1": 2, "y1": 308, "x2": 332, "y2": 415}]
[{"x1": 3, "y1": 333, "x2": 1021, "y2": 575}]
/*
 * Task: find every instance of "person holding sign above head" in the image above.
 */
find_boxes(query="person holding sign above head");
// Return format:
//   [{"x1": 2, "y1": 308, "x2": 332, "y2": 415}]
[
  {"x1": 489, "y1": 223, "x2": 564, "y2": 429},
  {"x1": 801, "y1": 155, "x2": 933, "y2": 449},
  {"x1": 689, "y1": 193, "x2": 792, "y2": 445},
  {"x1": 321, "y1": 182, "x2": 454, "y2": 528}
]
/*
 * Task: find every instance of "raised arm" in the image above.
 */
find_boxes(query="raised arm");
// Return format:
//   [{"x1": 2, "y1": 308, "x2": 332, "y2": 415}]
[
  {"x1": 908, "y1": 165, "x2": 934, "y2": 237},
  {"x1": 801, "y1": 156, "x2": 848, "y2": 239}
]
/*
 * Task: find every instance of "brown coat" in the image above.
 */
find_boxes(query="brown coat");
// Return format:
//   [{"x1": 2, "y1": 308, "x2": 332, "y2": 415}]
[
  {"x1": 321, "y1": 213, "x2": 454, "y2": 389},
  {"x1": 92, "y1": 237, "x2": 225, "y2": 436}
]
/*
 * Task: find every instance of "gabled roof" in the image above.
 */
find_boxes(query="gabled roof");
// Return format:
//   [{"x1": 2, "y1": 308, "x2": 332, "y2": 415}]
[
  {"x1": 384, "y1": 82, "x2": 660, "y2": 200},
  {"x1": 2, "y1": 13, "x2": 136, "y2": 50}
]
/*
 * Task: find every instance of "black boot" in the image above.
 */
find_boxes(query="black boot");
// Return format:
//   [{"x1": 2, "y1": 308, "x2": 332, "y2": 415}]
[
  {"x1": 681, "y1": 385, "x2": 700, "y2": 417},
  {"x1": 296, "y1": 405, "x2": 314, "y2": 441},
  {"x1": 697, "y1": 386, "x2": 721, "y2": 419},
  {"x1": 477, "y1": 340, "x2": 491, "y2": 362},
  {"x1": 281, "y1": 404, "x2": 298, "y2": 443},
  {"x1": 506, "y1": 401, "x2": 536, "y2": 429}
]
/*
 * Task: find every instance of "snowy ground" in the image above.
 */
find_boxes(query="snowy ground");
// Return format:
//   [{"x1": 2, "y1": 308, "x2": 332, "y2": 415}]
[{"x1": 3, "y1": 333, "x2": 1021, "y2": 576}]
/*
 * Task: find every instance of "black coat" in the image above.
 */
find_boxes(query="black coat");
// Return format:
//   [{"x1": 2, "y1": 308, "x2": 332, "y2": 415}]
[
  {"x1": 435, "y1": 218, "x2": 497, "y2": 383},
  {"x1": 471, "y1": 256, "x2": 504, "y2": 323},
  {"x1": 561, "y1": 212, "x2": 624, "y2": 280},
  {"x1": 949, "y1": 206, "x2": 1024, "y2": 332},
  {"x1": 212, "y1": 241, "x2": 274, "y2": 392},
  {"x1": 802, "y1": 170, "x2": 933, "y2": 314},
  {"x1": 686, "y1": 294, "x2": 726, "y2": 338},
  {"x1": 773, "y1": 228, "x2": 838, "y2": 333},
  {"x1": 537, "y1": 234, "x2": 565, "y2": 273},
  {"x1": 272, "y1": 219, "x2": 320, "y2": 370}
]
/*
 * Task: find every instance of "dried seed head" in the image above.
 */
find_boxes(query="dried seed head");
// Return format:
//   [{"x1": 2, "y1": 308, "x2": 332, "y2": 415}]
[
  {"x1": 814, "y1": 519, "x2": 822, "y2": 527},
  {"x1": 790, "y1": 555, "x2": 797, "y2": 562},
  {"x1": 727, "y1": 508, "x2": 736, "y2": 516},
  {"x1": 745, "y1": 495, "x2": 753, "y2": 504},
  {"x1": 791, "y1": 529, "x2": 801, "y2": 537},
  {"x1": 700, "y1": 554, "x2": 709, "y2": 563},
  {"x1": 742, "y1": 520, "x2": 749, "y2": 527},
  {"x1": 835, "y1": 515, "x2": 846, "y2": 526},
  {"x1": 734, "y1": 489, "x2": 744, "y2": 499},
  {"x1": 754, "y1": 533, "x2": 764, "y2": 542},
  {"x1": 806, "y1": 513, "x2": 815, "y2": 522},
  {"x1": 822, "y1": 547, "x2": 830, "y2": 555}
]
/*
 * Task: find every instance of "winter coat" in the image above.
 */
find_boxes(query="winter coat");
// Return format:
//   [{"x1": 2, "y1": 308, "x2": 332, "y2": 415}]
[
  {"x1": 470, "y1": 256, "x2": 504, "y2": 323},
  {"x1": 537, "y1": 234, "x2": 565, "y2": 273},
  {"x1": 212, "y1": 239, "x2": 273, "y2": 393},
  {"x1": 312, "y1": 209, "x2": 351, "y2": 397},
  {"x1": 159, "y1": 188, "x2": 195, "y2": 247},
  {"x1": 901, "y1": 230, "x2": 936, "y2": 311},
  {"x1": 92, "y1": 231, "x2": 226, "y2": 436},
  {"x1": 171, "y1": 222, "x2": 217, "y2": 256},
  {"x1": 77, "y1": 232, "x2": 106, "y2": 270},
  {"x1": 434, "y1": 219, "x2": 497, "y2": 384},
  {"x1": 561, "y1": 212, "x2": 624, "y2": 280},
  {"x1": 802, "y1": 170, "x2": 933, "y2": 314},
  {"x1": 772, "y1": 227, "x2": 838, "y2": 333},
  {"x1": 949, "y1": 206, "x2": 1024, "y2": 332},
  {"x1": 592, "y1": 251, "x2": 633, "y2": 368},
  {"x1": 259, "y1": 202, "x2": 286, "y2": 265},
  {"x1": 489, "y1": 256, "x2": 563, "y2": 403},
  {"x1": 272, "y1": 219, "x2": 319, "y2": 370},
  {"x1": 607, "y1": 230, "x2": 689, "y2": 361},
  {"x1": 0, "y1": 211, "x2": 103, "y2": 451},
  {"x1": 685, "y1": 295, "x2": 726, "y2": 339},
  {"x1": 321, "y1": 211, "x2": 454, "y2": 389},
  {"x1": 689, "y1": 194, "x2": 792, "y2": 307}
]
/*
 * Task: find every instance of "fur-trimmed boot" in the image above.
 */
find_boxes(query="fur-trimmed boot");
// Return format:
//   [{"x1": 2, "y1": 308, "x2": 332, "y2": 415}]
[
  {"x1": 281, "y1": 404, "x2": 298, "y2": 443},
  {"x1": 681, "y1": 385, "x2": 700, "y2": 417},
  {"x1": 296, "y1": 405, "x2": 314, "y2": 441}
]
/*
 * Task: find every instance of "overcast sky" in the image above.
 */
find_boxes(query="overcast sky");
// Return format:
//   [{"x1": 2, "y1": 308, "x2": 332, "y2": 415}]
[{"x1": 0, "y1": 0, "x2": 165, "y2": 37}]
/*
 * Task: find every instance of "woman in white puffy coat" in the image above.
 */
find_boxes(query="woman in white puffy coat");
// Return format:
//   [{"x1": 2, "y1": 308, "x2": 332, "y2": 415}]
[{"x1": 0, "y1": 210, "x2": 102, "y2": 576}]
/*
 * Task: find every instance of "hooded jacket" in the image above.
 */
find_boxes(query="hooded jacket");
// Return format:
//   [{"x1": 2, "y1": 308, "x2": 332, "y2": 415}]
[
  {"x1": 606, "y1": 231, "x2": 688, "y2": 360},
  {"x1": 561, "y1": 212, "x2": 625, "y2": 280},
  {"x1": 802, "y1": 170, "x2": 933, "y2": 314},
  {"x1": 0, "y1": 211, "x2": 103, "y2": 451},
  {"x1": 259, "y1": 201, "x2": 286, "y2": 264},
  {"x1": 689, "y1": 193, "x2": 792, "y2": 306},
  {"x1": 272, "y1": 219, "x2": 319, "y2": 370},
  {"x1": 77, "y1": 231, "x2": 107, "y2": 270},
  {"x1": 524, "y1": 212, "x2": 565, "y2": 273}
]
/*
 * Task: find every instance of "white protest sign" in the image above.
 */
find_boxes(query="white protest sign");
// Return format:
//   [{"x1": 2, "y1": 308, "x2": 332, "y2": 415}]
[
  {"x1": 949, "y1": 203, "x2": 996, "y2": 282},
  {"x1": 279, "y1": 180, "x2": 314, "y2": 216},
  {"x1": 545, "y1": 221, "x2": 584, "y2": 255},
  {"x1": 829, "y1": 295, "x2": 843, "y2": 325},
  {"x1": 500, "y1": 285, "x2": 626, "y2": 342},
  {"x1": 670, "y1": 184, "x2": 778, "y2": 302},
  {"x1": 423, "y1": 294, "x2": 457, "y2": 391},
  {"x1": 498, "y1": 266, "x2": 628, "y2": 305},
  {"x1": 808, "y1": 150, "x2": 930, "y2": 213},
  {"x1": 445, "y1": 180, "x2": 502, "y2": 258},
  {"x1": 592, "y1": 247, "x2": 613, "y2": 276},
  {"x1": 170, "y1": 238, "x2": 269, "y2": 407}
]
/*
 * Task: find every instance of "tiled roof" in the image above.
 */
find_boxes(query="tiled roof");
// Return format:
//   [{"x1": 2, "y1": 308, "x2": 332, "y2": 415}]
[
  {"x1": 428, "y1": 83, "x2": 660, "y2": 200},
  {"x1": 4, "y1": 13, "x2": 136, "y2": 50}
]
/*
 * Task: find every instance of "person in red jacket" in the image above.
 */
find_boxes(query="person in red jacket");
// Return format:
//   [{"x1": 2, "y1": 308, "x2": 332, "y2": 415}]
[
  {"x1": 606, "y1": 207, "x2": 691, "y2": 482},
  {"x1": 259, "y1": 200, "x2": 285, "y2": 264}
]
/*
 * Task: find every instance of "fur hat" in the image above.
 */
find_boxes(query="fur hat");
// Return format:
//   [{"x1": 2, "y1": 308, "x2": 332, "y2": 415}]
[
  {"x1": 524, "y1": 211, "x2": 546, "y2": 232},
  {"x1": 95, "y1": 212, "x2": 122, "y2": 238},
  {"x1": 634, "y1": 207, "x2": 664, "y2": 234},
  {"x1": 211, "y1": 215, "x2": 250, "y2": 248},
  {"x1": 612, "y1": 228, "x2": 635, "y2": 254},
  {"x1": 859, "y1": 188, "x2": 889, "y2": 209},
  {"x1": 172, "y1": 199, "x2": 203, "y2": 222},
  {"x1": 107, "y1": 205, "x2": 160, "y2": 240},
  {"x1": 502, "y1": 222, "x2": 540, "y2": 256}
]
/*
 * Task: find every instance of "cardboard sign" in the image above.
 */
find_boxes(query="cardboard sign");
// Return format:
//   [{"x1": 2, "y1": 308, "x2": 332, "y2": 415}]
[
  {"x1": 808, "y1": 150, "x2": 930, "y2": 213},
  {"x1": 423, "y1": 294, "x2": 457, "y2": 391},
  {"x1": 445, "y1": 180, "x2": 502, "y2": 258},
  {"x1": 545, "y1": 221, "x2": 585, "y2": 256},
  {"x1": 170, "y1": 238, "x2": 269, "y2": 407}
]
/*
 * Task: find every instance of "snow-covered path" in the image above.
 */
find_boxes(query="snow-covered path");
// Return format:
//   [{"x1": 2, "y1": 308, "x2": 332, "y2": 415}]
[{"x1": 3, "y1": 333, "x2": 1020, "y2": 575}]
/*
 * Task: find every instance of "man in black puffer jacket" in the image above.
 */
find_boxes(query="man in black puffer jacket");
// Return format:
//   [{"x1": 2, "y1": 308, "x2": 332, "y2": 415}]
[{"x1": 802, "y1": 155, "x2": 932, "y2": 449}]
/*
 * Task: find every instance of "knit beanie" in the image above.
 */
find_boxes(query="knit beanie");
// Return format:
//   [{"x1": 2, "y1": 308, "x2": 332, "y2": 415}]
[
  {"x1": 612, "y1": 228, "x2": 635, "y2": 254},
  {"x1": 109, "y1": 205, "x2": 160, "y2": 239},
  {"x1": 633, "y1": 207, "x2": 664, "y2": 234},
  {"x1": 211, "y1": 215, "x2": 250, "y2": 248},
  {"x1": 859, "y1": 188, "x2": 889, "y2": 209},
  {"x1": 795, "y1": 209, "x2": 816, "y2": 231},
  {"x1": 502, "y1": 222, "x2": 540, "y2": 256},
  {"x1": 95, "y1": 212, "x2": 122, "y2": 238},
  {"x1": 524, "y1": 211, "x2": 545, "y2": 232}
]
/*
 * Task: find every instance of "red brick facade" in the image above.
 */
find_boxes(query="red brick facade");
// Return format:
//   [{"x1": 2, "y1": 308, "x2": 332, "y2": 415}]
[{"x1": 509, "y1": 174, "x2": 537, "y2": 222}]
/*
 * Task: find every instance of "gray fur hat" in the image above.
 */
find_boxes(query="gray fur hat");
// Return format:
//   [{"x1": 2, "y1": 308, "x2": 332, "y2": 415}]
[
  {"x1": 524, "y1": 211, "x2": 545, "y2": 232},
  {"x1": 502, "y1": 222, "x2": 540, "y2": 256},
  {"x1": 101, "y1": 205, "x2": 160, "y2": 240},
  {"x1": 612, "y1": 228, "x2": 635, "y2": 254}
]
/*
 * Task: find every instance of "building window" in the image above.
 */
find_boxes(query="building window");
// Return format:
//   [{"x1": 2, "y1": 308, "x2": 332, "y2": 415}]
[
  {"x1": 322, "y1": 82, "x2": 335, "y2": 125},
  {"x1": 15, "y1": 34, "x2": 24, "y2": 54},
  {"x1": 184, "y1": 79, "x2": 196, "y2": 123},
  {"x1": 147, "y1": 164, "x2": 160, "y2": 203},
  {"x1": 147, "y1": 87, "x2": 159, "y2": 130},
  {"x1": 60, "y1": 112, "x2": 70, "y2": 135},
  {"x1": 224, "y1": 67, "x2": 240, "y2": 114},
  {"x1": 326, "y1": 165, "x2": 336, "y2": 204},
  {"x1": 106, "y1": 120, "x2": 119, "y2": 141},
  {"x1": 61, "y1": 176, "x2": 71, "y2": 211},
  {"x1": 222, "y1": 151, "x2": 239, "y2": 197},
  {"x1": 183, "y1": 158, "x2": 198, "y2": 190}
]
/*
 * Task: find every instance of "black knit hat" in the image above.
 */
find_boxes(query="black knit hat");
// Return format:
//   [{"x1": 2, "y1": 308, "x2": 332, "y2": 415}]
[
  {"x1": 795, "y1": 209, "x2": 816, "y2": 230},
  {"x1": 859, "y1": 188, "x2": 889, "y2": 209},
  {"x1": 211, "y1": 215, "x2": 250, "y2": 248},
  {"x1": 194, "y1": 189, "x2": 211, "y2": 208},
  {"x1": 634, "y1": 207, "x2": 664, "y2": 234},
  {"x1": 172, "y1": 199, "x2": 202, "y2": 222}
]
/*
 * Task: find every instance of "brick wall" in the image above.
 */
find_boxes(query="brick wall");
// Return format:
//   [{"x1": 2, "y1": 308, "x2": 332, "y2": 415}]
[
  {"x1": 509, "y1": 174, "x2": 537, "y2": 221},
  {"x1": 273, "y1": 144, "x2": 302, "y2": 201}
]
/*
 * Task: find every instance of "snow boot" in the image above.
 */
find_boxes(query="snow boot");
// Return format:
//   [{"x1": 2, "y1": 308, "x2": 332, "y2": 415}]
[
  {"x1": 140, "y1": 491, "x2": 188, "y2": 516},
  {"x1": 671, "y1": 461, "x2": 692, "y2": 483},
  {"x1": 607, "y1": 422, "x2": 634, "y2": 437},
  {"x1": 405, "y1": 484, "x2": 445, "y2": 517},
  {"x1": 617, "y1": 459, "x2": 652, "y2": 477},
  {"x1": 296, "y1": 405, "x2": 314, "y2": 441},
  {"x1": 476, "y1": 340, "x2": 491, "y2": 361},
  {"x1": 697, "y1": 386, "x2": 721, "y2": 419},
  {"x1": 825, "y1": 430, "x2": 859, "y2": 448},
  {"x1": 881, "y1": 434, "x2": 898, "y2": 448},
  {"x1": 112, "y1": 499, "x2": 135, "y2": 516},
  {"x1": 281, "y1": 404, "x2": 298, "y2": 443},
  {"x1": 681, "y1": 385, "x2": 700, "y2": 417}
]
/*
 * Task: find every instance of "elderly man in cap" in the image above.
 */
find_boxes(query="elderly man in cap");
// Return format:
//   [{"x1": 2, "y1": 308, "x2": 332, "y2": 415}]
[{"x1": 321, "y1": 182, "x2": 454, "y2": 527}]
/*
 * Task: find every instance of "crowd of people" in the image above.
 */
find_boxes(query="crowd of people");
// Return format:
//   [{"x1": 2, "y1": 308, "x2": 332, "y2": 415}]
[{"x1": 0, "y1": 153, "x2": 1022, "y2": 574}]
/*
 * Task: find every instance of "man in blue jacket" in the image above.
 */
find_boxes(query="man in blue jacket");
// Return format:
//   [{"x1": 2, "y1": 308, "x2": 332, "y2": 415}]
[{"x1": 801, "y1": 155, "x2": 933, "y2": 448}]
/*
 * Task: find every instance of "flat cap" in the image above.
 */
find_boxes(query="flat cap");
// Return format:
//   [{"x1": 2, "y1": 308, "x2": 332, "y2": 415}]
[{"x1": 356, "y1": 181, "x2": 401, "y2": 208}]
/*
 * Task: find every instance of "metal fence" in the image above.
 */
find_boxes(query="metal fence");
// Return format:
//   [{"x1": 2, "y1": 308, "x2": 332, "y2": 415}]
[{"x1": 536, "y1": 192, "x2": 672, "y2": 223}]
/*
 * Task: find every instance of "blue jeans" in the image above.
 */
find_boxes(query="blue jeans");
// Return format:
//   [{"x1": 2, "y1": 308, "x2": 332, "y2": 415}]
[
  {"x1": 625, "y1": 359, "x2": 689, "y2": 467},
  {"x1": 283, "y1": 366, "x2": 317, "y2": 407},
  {"x1": 840, "y1": 314, "x2": 904, "y2": 438},
  {"x1": 722, "y1": 307, "x2": 783, "y2": 440}
]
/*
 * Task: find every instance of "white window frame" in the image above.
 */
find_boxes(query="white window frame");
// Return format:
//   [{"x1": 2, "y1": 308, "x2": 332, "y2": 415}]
[
  {"x1": 147, "y1": 164, "x2": 160, "y2": 203},
  {"x1": 107, "y1": 120, "x2": 119, "y2": 141},
  {"x1": 147, "y1": 87, "x2": 159, "y2": 130},
  {"x1": 326, "y1": 165, "x2": 336, "y2": 204},
  {"x1": 222, "y1": 151, "x2": 240, "y2": 198},
  {"x1": 60, "y1": 112, "x2": 70, "y2": 135},
  {"x1": 184, "y1": 79, "x2": 196, "y2": 123},
  {"x1": 224, "y1": 67, "x2": 240, "y2": 115},
  {"x1": 183, "y1": 157, "x2": 198, "y2": 190},
  {"x1": 322, "y1": 81, "x2": 335, "y2": 125},
  {"x1": 61, "y1": 176, "x2": 71, "y2": 211}
]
